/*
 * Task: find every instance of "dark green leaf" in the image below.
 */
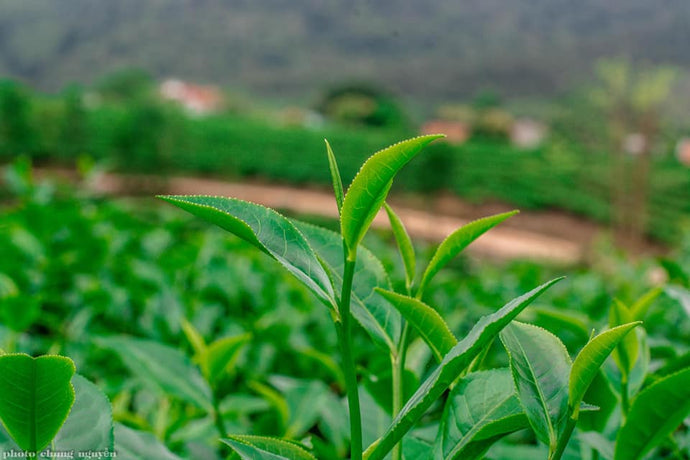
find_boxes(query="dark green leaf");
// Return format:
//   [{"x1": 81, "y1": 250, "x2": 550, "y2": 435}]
[
  {"x1": 614, "y1": 368, "x2": 690, "y2": 460},
  {"x1": 159, "y1": 195, "x2": 335, "y2": 308},
  {"x1": 364, "y1": 278, "x2": 563, "y2": 460},
  {"x1": 0, "y1": 354, "x2": 75, "y2": 452},
  {"x1": 500, "y1": 322, "x2": 571, "y2": 451}
]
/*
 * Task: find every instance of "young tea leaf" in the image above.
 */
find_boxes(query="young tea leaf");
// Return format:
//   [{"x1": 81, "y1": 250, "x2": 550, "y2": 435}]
[
  {"x1": 615, "y1": 367, "x2": 690, "y2": 460},
  {"x1": 417, "y1": 211, "x2": 518, "y2": 296},
  {"x1": 569, "y1": 322, "x2": 641, "y2": 417},
  {"x1": 222, "y1": 435, "x2": 317, "y2": 460},
  {"x1": 340, "y1": 135, "x2": 443, "y2": 258},
  {"x1": 629, "y1": 287, "x2": 662, "y2": 320},
  {"x1": 609, "y1": 300, "x2": 638, "y2": 380},
  {"x1": 325, "y1": 139, "x2": 345, "y2": 214},
  {"x1": 159, "y1": 195, "x2": 335, "y2": 309},
  {"x1": 383, "y1": 203, "x2": 416, "y2": 290},
  {"x1": 204, "y1": 333, "x2": 251, "y2": 383},
  {"x1": 435, "y1": 368, "x2": 528, "y2": 460},
  {"x1": 376, "y1": 288, "x2": 457, "y2": 362},
  {"x1": 0, "y1": 354, "x2": 76, "y2": 453},
  {"x1": 363, "y1": 278, "x2": 563, "y2": 460},
  {"x1": 500, "y1": 322, "x2": 572, "y2": 452}
]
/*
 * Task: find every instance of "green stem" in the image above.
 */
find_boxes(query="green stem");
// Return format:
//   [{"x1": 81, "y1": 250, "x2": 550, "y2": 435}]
[
  {"x1": 621, "y1": 378, "x2": 629, "y2": 420},
  {"x1": 339, "y1": 257, "x2": 362, "y2": 460},
  {"x1": 550, "y1": 416, "x2": 577, "y2": 460},
  {"x1": 391, "y1": 323, "x2": 409, "y2": 460}
]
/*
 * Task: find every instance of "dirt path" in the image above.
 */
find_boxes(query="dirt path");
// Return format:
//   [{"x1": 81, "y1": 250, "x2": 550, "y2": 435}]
[{"x1": 80, "y1": 172, "x2": 587, "y2": 264}]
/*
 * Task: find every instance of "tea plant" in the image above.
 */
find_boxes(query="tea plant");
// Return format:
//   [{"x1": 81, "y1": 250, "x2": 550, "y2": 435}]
[{"x1": 159, "y1": 135, "x2": 661, "y2": 459}]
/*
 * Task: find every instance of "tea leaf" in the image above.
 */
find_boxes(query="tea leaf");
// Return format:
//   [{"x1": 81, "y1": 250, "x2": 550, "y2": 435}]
[
  {"x1": 340, "y1": 135, "x2": 443, "y2": 258},
  {"x1": 180, "y1": 319, "x2": 207, "y2": 360},
  {"x1": 204, "y1": 333, "x2": 251, "y2": 383},
  {"x1": 629, "y1": 287, "x2": 662, "y2": 320},
  {"x1": 609, "y1": 300, "x2": 638, "y2": 380},
  {"x1": 114, "y1": 423, "x2": 181, "y2": 460},
  {"x1": 98, "y1": 336, "x2": 213, "y2": 411},
  {"x1": 0, "y1": 354, "x2": 76, "y2": 453},
  {"x1": 54, "y1": 374, "x2": 114, "y2": 452},
  {"x1": 294, "y1": 220, "x2": 400, "y2": 352},
  {"x1": 363, "y1": 278, "x2": 563, "y2": 460},
  {"x1": 325, "y1": 139, "x2": 344, "y2": 214},
  {"x1": 569, "y1": 322, "x2": 641, "y2": 417},
  {"x1": 383, "y1": 203, "x2": 416, "y2": 290},
  {"x1": 222, "y1": 435, "x2": 317, "y2": 460},
  {"x1": 418, "y1": 211, "x2": 518, "y2": 296},
  {"x1": 500, "y1": 322, "x2": 571, "y2": 451},
  {"x1": 376, "y1": 288, "x2": 456, "y2": 361},
  {"x1": 615, "y1": 367, "x2": 690, "y2": 460},
  {"x1": 436, "y1": 368, "x2": 528, "y2": 460},
  {"x1": 159, "y1": 196, "x2": 335, "y2": 309}
]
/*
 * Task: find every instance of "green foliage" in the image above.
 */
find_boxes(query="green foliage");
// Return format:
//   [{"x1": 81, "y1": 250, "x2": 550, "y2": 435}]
[
  {"x1": 222, "y1": 435, "x2": 317, "y2": 460},
  {"x1": 0, "y1": 354, "x2": 75, "y2": 453}
]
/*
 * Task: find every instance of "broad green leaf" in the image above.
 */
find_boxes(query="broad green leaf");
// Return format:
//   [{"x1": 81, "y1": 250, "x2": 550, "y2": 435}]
[
  {"x1": 294, "y1": 220, "x2": 400, "y2": 352},
  {"x1": 159, "y1": 195, "x2": 335, "y2": 308},
  {"x1": 340, "y1": 134, "x2": 443, "y2": 257},
  {"x1": 417, "y1": 211, "x2": 518, "y2": 296},
  {"x1": 500, "y1": 322, "x2": 571, "y2": 451},
  {"x1": 383, "y1": 203, "x2": 416, "y2": 290},
  {"x1": 615, "y1": 367, "x2": 690, "y2": 460},
  {"x1": 403, "y1": 436, "x2": 434, "y2": 460},
  {"x1": 376, "y1": 289, "x2": 457, "y2": 361},
  {"x1": 114, "y1": 423, "x2": 181, "y2": 460},
  {"x1": 630, "y1": 287, "x2": 662, "y2": 320},
  {"x1": 609, "y1": 300, "x2": 638, "y2": 380},
  {"x1": 526, "y1": 306, "x2": 591, "y2": 342},
  {"x1": 0, "y1": 354, "x2": 75, "y2": 453},
  {"x1": 364, "y1": 278, "x2": 562, "y2": 460},
  {"x1": 325, "y1": 139, "x2": 344, "y2": 213},
  {"x1": 204, "y1": 333, "x2": 251, "y2": 382},
  {"x1": 54, "y1": 374, "x2": 114, "y2": 452},
  {"x1": 222, "y1": 435, "x2": 317, "y2": 460},
  {"x1": 249, "y1": 381, "x2": 290, "y2": 430},
  {"x1": 569, "y1": 322, "x2": 641, "y2": 417},
  {"x1": 269, "y1": 377, "x2": 331, "y2": 439},
  {"x1": 436, "y1": 368, "x2": 528, "y2": 460},
  {"x1": 97, "y1": 336, "x2": 213, "y2": 412},
  {"x1": 577, "y1": 370, "x2": 617, "y2": 432}
]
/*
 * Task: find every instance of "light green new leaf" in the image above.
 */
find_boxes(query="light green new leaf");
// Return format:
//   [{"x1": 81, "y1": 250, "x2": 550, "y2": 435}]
[
  {"x1": 630, "y1": 287, "x2": 662, "y2": 320},
  {"x1": 364, "y1": 278, "x2": 563, "y2": 460},
  {"x1": 340, "y1": 134, "x2": 443, "y2": 257},
  {"x1": 159, "y1": 196, "x2": 335, "y2": 308},
  {"x1": 0, "y1": 354, "x2": 76, "y2": 453},
  {"x1": 204, "y1": 333, "x2": 251, "y2": 382},
  {"x1": 436, "y1": 368, "x2": 528, "y2": 460},
  {"x1": 98, "y1": 336, "x2": 213, "y2": 412},
  {"x1": 114, "y1": 423, "x2": 181, "y2": 460},
  {"x1": 383, "y1": 203, "x2": 416, "y2": 290},
  {"x1": 325, "y1": 139, "x2": 345, "y2": 214},
  {"x1": 375, "y1": 288, "x2": 457, "y2": 361},
  {"x1": 294, "y1": 220, "x2": 400, "y2": 352},
  {"x1": 569, "y1": 322, "x2": 641, "y2": 417},
  {"x1": 180, "y1": 318, "x2": 207, "y2": 360},
  {"x1": 54, "y1": 374, "x2": 114, "y2": 452},
  {"x1": 417, "y1": 211, "x2": 518, "y2": 296},
  {"x1": 222, "y1": 435, "x2": 317, "y2": 460},
  {"x1": 609, "y1": 300, "x2": 638, "y2": 380},
  {"x1": 615, "y1": 367, "x2": 690, "y2": 460},
  {"x1": 500, "y1": 322, "x2": 571, "y2": 451}
]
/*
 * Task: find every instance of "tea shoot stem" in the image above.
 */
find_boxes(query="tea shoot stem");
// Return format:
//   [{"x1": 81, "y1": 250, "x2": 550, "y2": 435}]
[
  {"x1": 550, "y1": 416, "x2": 577, "y2": 460},
  {"x1": 391, "y1": 322, "x2": 409, "y2": 460},
  {"x1": 339, "y1": 257, "x2": 362, "y2": 460}
]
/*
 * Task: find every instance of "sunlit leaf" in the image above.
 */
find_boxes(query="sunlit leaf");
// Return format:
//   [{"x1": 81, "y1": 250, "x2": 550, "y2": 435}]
[
  {"x1": 383, "y1": 203, "x2": 416, "y2": 290},
  {"x1": 340, "y1": 135, "x2": 443, "y2": 257},
  {"x1": 325, "y1": 139, "x2": 345, "y2": 214},
  {"x1": 222, "y1": 435, "x2": 317, "y2": 460}
]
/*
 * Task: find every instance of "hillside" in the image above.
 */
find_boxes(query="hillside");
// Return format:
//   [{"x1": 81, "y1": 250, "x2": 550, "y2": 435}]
[{"x1": 1, "y1": 0, "x2": 690, "y2": 102}]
